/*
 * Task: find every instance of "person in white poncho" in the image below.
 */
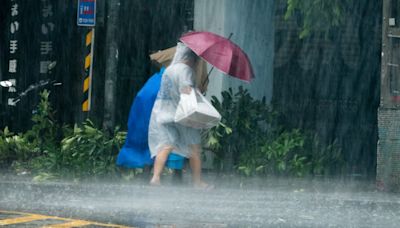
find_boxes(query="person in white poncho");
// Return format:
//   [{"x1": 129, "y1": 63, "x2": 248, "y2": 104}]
[{"x1": 148, "y1": 42, "x2": 209, "y2": 188}]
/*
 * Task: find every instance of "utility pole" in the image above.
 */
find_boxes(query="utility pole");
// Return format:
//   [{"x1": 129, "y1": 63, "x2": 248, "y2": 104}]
[{"x1": 103, "y1": 0, "x2": 120, "y2": 131}]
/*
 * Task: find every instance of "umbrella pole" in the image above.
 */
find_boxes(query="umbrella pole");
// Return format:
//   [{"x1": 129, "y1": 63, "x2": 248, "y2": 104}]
[{"x1": 202, "y1": 33, "x2": 234, "y2": 89}]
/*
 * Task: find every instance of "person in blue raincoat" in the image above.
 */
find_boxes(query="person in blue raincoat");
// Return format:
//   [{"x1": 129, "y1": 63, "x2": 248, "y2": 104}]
[
  {"x1": 116, "y1": 67, "x2": 185, "y2": 170},
  {"x1": 117, "y1": 44, "x2": 208, "y2": 184}
]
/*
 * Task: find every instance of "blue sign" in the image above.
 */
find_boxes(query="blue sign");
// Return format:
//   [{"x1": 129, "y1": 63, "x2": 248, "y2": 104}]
[{"x1": 77, "y1": 0, "x2": 96, "y2": 26}]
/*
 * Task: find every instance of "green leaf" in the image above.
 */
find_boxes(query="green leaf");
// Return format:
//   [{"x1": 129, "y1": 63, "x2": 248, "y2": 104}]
[
  {"x1": 255, "y1": 165, "x2": 265, "y2": 172},
  {"x1": 278, "y1": 162, "x2": 286, "y2": 171},
  {"x1": 207, "y1": 136, "x2": 219, "y2": 146}
]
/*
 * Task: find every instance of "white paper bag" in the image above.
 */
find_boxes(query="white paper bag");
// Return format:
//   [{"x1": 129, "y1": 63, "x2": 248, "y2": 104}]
[{"x1": 175, "y1": 89, "x2": 221, "y2": 129}]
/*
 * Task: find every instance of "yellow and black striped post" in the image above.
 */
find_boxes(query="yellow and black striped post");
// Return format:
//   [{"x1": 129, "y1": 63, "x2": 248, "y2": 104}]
[{"x1": 83, "y1": 28, "x2": 95, "y2": 112}]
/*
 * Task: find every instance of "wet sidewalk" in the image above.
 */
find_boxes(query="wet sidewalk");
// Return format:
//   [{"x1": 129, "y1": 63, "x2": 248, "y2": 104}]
[{"x1": 0, "y1": 174, "x2": 399, "y2": 227}]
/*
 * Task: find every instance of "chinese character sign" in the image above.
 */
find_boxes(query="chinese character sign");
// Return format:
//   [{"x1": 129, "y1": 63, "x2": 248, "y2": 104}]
[
  {"x1": 40, "y1": 0, "x2": 55, "y2": 75},
  {"x1": 8, "y1": 0, "x2": 19, "y2": 76}
]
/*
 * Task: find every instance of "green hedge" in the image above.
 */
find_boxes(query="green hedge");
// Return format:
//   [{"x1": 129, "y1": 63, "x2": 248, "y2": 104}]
[{"x1": 0, "y1": 90, "x2": 126, "y2": 181}]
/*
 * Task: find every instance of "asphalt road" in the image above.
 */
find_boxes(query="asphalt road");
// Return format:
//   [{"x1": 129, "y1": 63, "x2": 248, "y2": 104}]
[{"x1": 0, "y1": 175, "x2": 399, "y2": 227}]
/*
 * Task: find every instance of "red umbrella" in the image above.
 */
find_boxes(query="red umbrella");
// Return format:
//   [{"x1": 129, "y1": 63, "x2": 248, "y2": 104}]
[{"x1": 180, "y1": 31, "x2": 254, "y2": 82}]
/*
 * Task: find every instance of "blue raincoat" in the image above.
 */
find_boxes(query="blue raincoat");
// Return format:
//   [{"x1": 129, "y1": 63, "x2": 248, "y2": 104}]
[{"x1": 116, "y1": 68, "x2": 184, "y2": 169}]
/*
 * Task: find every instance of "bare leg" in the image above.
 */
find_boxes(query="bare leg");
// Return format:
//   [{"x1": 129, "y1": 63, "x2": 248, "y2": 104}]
[
  {"x1": 189, "y1": 144, "x2": 208, "y2": 187},
  {"x1": 150, "y1": 146, "x2": 173, "y2": 185}
]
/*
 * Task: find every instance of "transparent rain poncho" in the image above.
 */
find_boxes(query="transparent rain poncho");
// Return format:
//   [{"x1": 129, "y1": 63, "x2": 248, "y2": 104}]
[{"x1": 148, "y1": 42, "x2": 201, "y2": 158}]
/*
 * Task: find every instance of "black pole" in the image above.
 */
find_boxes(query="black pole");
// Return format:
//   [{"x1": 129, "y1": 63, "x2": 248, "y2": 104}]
[{"x1": 103, "y1": 0, "x2": 120, "y2": 131}]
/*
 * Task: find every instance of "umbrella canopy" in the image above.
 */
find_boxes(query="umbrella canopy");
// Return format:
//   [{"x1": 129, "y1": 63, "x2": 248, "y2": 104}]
[{"x1": 180, "y1": 31, "x2": 254, "y2": 82}]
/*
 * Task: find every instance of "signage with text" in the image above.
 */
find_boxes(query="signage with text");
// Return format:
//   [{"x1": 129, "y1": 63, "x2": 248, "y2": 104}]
[{"x1": 77, "y1": 0, "x2": 96, "y2": 26}]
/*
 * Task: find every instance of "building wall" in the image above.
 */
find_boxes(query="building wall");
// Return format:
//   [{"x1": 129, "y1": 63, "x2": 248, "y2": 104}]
[
  {"x1": 377, "y1": 109, "x2": 400, "y2": 190},
  {"x1": 378, "y1": 0, "x2": 400, "y2": 191},
  {"x1": 194, "y1": 0, "x2": 275, "y2": 102},
  {"x1": 193, "y1": 0, "x2": 226, "y2": 101},
  {"x1": 0, "y1": 0, "x2": 194, "y2": 131}
]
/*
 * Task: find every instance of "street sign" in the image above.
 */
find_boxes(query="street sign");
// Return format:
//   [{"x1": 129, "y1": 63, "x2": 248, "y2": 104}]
[{"x1": 77, "y1": 0, "x2": 96, "y2": 27}]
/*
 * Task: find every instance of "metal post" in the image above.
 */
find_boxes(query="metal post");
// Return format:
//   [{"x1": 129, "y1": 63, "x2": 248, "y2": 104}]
[
  {"x1": 82, "y1": 28, "x2": 95, "y2": 114},
  {"x1": 103, "y1": 0, "x2": 120, "y2": 131}
]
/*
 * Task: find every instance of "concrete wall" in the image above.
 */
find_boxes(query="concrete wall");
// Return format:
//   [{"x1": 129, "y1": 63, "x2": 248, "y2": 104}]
[
  {"x1": 193, "y1": 0, "x2": 226, "y2": 101},
  {"x1": 194, "y1": 0, "x2": 274, "y2": 102},
  {"x1": 377, "y1": 109, "x2": 400, "y2": 190}
]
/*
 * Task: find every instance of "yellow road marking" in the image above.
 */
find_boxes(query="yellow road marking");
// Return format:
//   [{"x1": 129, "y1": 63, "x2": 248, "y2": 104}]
[
  {"x1": 0, "y1": 214, "x2": 50, "y2": 225},
  {"x1": 42, "y1": 220, "x2": 130, "y2": 228},
  {"x1": 42, "y1": 220, "x2": 92, "y2": 227},
  {"x1": 0, "y1": 210, "x2": 132, "y2": 227}
]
